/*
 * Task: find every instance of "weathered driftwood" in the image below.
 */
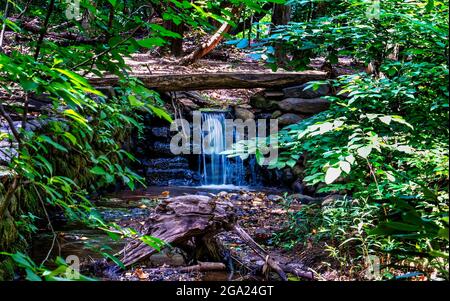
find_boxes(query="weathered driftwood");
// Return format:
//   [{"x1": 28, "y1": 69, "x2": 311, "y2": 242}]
[
  {"x1": 113, "y1": 195, "x2": 289, "y2": 280},
  {"x1": 116, "y1": 195, "x2": 236, "y2": 268},
  {"x1": 89, "y1": 71, "x2": 327, "y2": 92}
]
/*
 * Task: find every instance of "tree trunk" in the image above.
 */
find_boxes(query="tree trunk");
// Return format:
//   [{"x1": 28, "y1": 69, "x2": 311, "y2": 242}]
[
  {"x1": 272, "y1": 4, "x2": 291, "y2": 27},
  {"x1": 271, "y1": 4, "x2": 291, "y2": 66},
  {"x1": 179, "y1": 7, "x2": 239, "y2": 65},
  {"x1": 163, "y1": 20, "x2": 184, "y2": 57}
]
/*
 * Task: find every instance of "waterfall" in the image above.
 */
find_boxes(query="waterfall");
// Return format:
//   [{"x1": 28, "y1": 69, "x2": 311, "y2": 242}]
[{"x1": 199, "y1": 111, "x2": 249, "y2": 187}]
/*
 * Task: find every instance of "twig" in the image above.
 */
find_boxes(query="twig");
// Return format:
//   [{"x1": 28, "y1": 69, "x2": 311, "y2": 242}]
[
  {"x1": 21, "y1": 93, "x2": 29, "y2": 129},
  {"x1": 233, "y1": 224, "x2": 287, "y2": 281},
  {"x1": 0, "y1": 102, "x2": 21, "y2": 143},
  {"x1": 33, "y1": 0, "x2": 55, "y2": 60},
  {"x1": 17, "y1": 0, "x2": 32, "y2": 19},
  {"x1": 0, "y1": 0, "x2": 10, "y2": 51},
  {"x1": 33, "y1": 184, "x2": 60, "y2": 265},
  {"x1": 71, "y1": 25, "x2": 141, "y2": 71},
  {"x1": 365, "y1": 158, "x2": 381, "y2": 196}
]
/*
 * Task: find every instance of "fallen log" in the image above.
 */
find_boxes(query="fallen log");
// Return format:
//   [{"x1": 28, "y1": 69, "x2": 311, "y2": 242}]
[
  {"x1": 110, "y1": 195, "x2": 289, "y2": 281},
  {"x1": 88, "y1": 71, "x2": 327, "y2": 92},
  {"x1": 115, "y1": 195, "x2": 236, "y2": 268}
]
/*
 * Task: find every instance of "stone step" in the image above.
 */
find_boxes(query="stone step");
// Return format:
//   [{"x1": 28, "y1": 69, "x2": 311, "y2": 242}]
[
  {"x1": 143, "y1": 157, "x2": 189, "y2": 169},
  {"x1": 146, "y1": 168, "x2": 200, "y2": 186}
]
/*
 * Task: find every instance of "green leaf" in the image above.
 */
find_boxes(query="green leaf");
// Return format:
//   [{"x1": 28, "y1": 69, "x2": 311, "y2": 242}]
[
  {"x1": 357, "y1": 146, "x2": 372, "y2": 159},
  {"x1": 100, "y1": 252, "x2": 125, "y2": 270},
  {"x1": 148, "y1": 105, "x2": 172, "y2": 122},
  {"x1": 20, "y1": 78, "x2": 38, "y2": 91},
  {"x1": 38, "y1": 135, "x2": 68, "y2": 152},
  {"x1": 137, "y1": 37, "x2": 166, "y2": 48},
  {"x1": 339, "y1": 161, "x2": 351, "y2": 174},
  {"x1": 54, "y1": 68, "x2": 89, "y2": 86},
  {"x1": 325, "y1": 167, "x2": 341, "y2": 184},
  {"x1": 438, "y1": 228, "x2": 449, "y2": 241},
  {"x1": 25, "y1": 269, "x2": 42, "y2": 281},
  {"x1": 128, "y1": 95, "x2": 142, "y2": 106},
  {"x1": 90, "y1": 166, "x2": 107, "y2": 175}
]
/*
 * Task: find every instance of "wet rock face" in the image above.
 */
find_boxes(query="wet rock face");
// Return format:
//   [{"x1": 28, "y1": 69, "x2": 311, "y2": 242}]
[
  {"x1": 147, "y1": 168, "x2": 201, "y2": 186},
  {"x1": 149, "y1": 141, "x2": 173, "y2": 156},
  {"x1": 143, "y1": 157, "x2": 189, "y2": 170},
  {"x1": 144, "y1": 157, "x2": 201, "y2": 186},
  {"x1": 151, "y1": 127, "x2": 170, "y2": 138}
]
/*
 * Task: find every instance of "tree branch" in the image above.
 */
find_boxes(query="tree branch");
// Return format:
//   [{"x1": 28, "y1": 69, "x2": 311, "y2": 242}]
[{"x1": 34, "y1": 0, "x2": 55, "y2": 60}]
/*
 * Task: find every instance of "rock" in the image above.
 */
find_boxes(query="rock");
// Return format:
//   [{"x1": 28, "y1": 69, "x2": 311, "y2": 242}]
[
  {"x1": 271, "y1": 110, "x2": 283, "y2": 119},
  {"x1": 95, "y1": 86, "x2": 116, "y2": 98},
  {"x1": 239, "y1": 193, "x2": 253, "y2": 202},
  {"x1": 277, "y1": 113, "x2": 305, "y2": 126},
  {"x1": 252, "y1": 197, "x2": 263, "y2": 206},
  {"x1": 217, "y1": 191, "x2": 228, "y2": 197},
  {"x1": 264, "y1": 90, "x2": 285, "y2": 99},
  {"x1": 146, "y1": 168, "x2": 200, "y2": 186},
  {"x1": 250, "y1": 95, "x2": 277, "y2": 109},
  {"x1": 267, "y1": 195, "x2": 283, "y2": 202},
  {"x1": 151, "y1": 127, "x2": 170, "y2": 138},
  {"x1": 290, "y1": 193, "x2": 319, "y2": 204},
  {"x1": 282, "y1": 168, "x2": 294, "y2": 183},
  {"x1": 321, "y1": 194, "x2": 349, "y2": 206},
  {"x1": 234, "y1": 107, "x2": 255, "y2": 120},
  {"x1": 254, "y1": 228, "x2": 272, "y2": 244},
  {"x1": 149, "y1": 141, "x2": 172, "y2": 154},
  {"x1": 292, "y1": 164, "x2": 304, "y2": 177},
  {"x1": 143, "y1": 157, "x2": 189, "y2": 169},
  {"x1": 291, "y1": 179, "x2": 304, "y2": 194},
  {"x1": 278, "y1": 98, "x2": 330, "y2": 114},
  {"x1": 255, "y1": 112, "x2": 273, "y2": 119},
  {"x1": 283, "y1": 83, "x2": 330, "y2": 98},
  {"x1": 178, "y1": 97, "x2": 200, "y2": 110},
  {"x1": 228, "y1": 193, "x2": 240, "y2": 201}
]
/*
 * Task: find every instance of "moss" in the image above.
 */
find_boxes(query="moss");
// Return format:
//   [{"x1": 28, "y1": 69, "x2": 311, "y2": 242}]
[
  {"x1": 0, "y1": 183, "x2": 34, "y2": 280},
  {"x1": 0, "y1": 257, "x2": 15, "y2": 281}
]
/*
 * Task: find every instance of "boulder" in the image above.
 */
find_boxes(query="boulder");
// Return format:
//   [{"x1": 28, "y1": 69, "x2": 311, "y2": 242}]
[
  {"x1": 267, "y1": 194, "x2": 284, "y2": 202},
  {"x1": 250, "y1": 95, "x2": 277, "y2": 110},
  {"x1": 271, "y1": 110, "x2": 283, "y2": 119},
  {"x1": 234, "y1": 107, "x2": 255, "y2": 120},
  {"x1": 278, "y1": 98, "x2": 330, "y2": 114},
  {"x1": 283, "y1": 83, "x2": 330, "y2": 99},
  {"x1": 277, "y1": 113, "x2": 305, "y2": 126},
  {"x1": 289, "y1": 193, "x2": 318, "y2": 204}
]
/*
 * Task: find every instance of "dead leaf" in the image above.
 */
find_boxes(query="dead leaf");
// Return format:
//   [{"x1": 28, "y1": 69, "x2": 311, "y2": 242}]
[{"x1": 134, "y1": 268, "x2": 149, "y2": 280}]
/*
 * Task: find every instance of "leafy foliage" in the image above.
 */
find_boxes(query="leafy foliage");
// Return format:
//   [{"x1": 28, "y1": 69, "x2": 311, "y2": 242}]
[{"x1": 236, "y1": 0, "x2": 449, "y2": 279}]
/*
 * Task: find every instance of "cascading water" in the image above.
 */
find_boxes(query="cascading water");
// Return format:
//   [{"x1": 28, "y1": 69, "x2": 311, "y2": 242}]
[{"x1": 199, "y1": 111, "x2": 253, "y2": 187}]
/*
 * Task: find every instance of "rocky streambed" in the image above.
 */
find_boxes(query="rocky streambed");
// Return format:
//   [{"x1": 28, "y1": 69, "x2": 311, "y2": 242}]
[{"x1": 31, "y1": 186, "x2": 321, "y2": 281}]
